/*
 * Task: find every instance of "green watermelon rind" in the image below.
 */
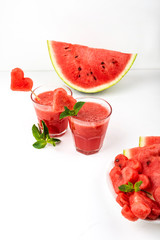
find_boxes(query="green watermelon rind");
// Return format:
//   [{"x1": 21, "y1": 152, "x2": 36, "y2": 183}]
[
  {"x1": 47, "y1": 40, "x2": 137, "y2": 93},
  {"x1": 123, "y1": 146, "x2": 141, "y2": 158},
  {"x1": 123, "y1": 143, "x2": 160, "y2": 159},
  {"x1": 139, "y1": 136, "x2": 145, "y2": 147},
  {"x1": 123, "y1": 149, "x2": 131, "y2": 158}
]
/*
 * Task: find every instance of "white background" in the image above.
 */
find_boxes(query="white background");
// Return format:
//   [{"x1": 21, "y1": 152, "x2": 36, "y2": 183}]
[
  {"x1": 0, "y1": 1, "x2": 160, "y2": 240},
  {"x1": 0, "y1": 0, "x2": 160, "y2": 70}
]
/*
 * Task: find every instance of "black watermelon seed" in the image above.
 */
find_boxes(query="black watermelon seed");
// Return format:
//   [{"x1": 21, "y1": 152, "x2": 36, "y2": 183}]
[
  {"x1": 64, "y1": 47, "x2": 69, "y2": 49},
  {"x1": 90, "y1": 71, "x2": 93, "y2": 75},
  {"x1": 78, "y1": 75, "x2": 80, "y2": 77},
  {"x1": 93, "y1": 76, "x2": 97, "y2": 80},
  {"x1": 146, "y1": 160, "x2": 151, "y2": 166},
  {"x1": 115, "y1": 159, "x2": 119, "y2": 162},
  {"x1": 78, "y1": 67, "x2": 81, "y2": 71},
  {"x1": 102, "y1": 65, "x2": 105, "y2": 69},
  {"x1": 101, "y1": 62, "x2": 105, "y2": 65},
  {"x1": 75, "y1": 56, "x2": 78, "y2": 58},
  {"x1": 112, "y1": 60, "x2": 118, "y2": 64}
]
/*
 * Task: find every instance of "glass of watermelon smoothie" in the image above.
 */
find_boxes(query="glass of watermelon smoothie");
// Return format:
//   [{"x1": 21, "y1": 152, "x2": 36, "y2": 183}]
[
  {"x1": 69, "y1": 97, "x2": 112, "y2": 155},
  {"x1": 31, "y1": 84, "x2": 74, "y2": 137}
]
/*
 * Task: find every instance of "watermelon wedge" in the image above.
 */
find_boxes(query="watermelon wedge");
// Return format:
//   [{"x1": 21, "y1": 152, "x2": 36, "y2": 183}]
[
  {"x1": 47, "y1": 40, "x2": 137, "y2": 93},
  {"x1": 139, "y1": 136, "x2": 160, "y2": 147},
  {"x1": 123, "y1": 136, "x2": 160, "y2": 158},
  {"x1": 123, "y1": 147, "x2": 140, "y2": 159},
  {"x1": 123, "y1": 144, "x2": 160, "y2": 159}
]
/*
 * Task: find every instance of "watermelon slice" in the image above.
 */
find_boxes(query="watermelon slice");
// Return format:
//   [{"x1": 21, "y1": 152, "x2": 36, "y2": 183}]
[
  {"x1": 47, "y1": 40, "x2": 137, "y2": 93},
  {"x1": 123, "y1": 147, "x2": 141, "y2": 159},
  {"x1": 11, "y1": 68, "x2": 33, "y2": 91},
  {"x1": 139, "y1": 136, "x2": 160, "y2": 147},
  {"x1": 123, "y1": 143, "x2": 160, "y2": 159}
]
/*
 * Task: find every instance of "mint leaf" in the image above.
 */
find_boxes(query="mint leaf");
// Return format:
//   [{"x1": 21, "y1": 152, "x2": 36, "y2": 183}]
[
  {"x1": 41, "y1": 120, "x2": 49, "y2": 138},
  {"x1": 128, "y1": 182, "x2": 134, "y2": 188},
  {"x1": 118, "y1": 182, "x2": 134, "y2": 193},
  {"x1": 60, "y1": 101, "x2": 85, "y2": 119},
  {"x1": 32, "y1": 122, "x2": 61, "y2": 149},
  {"x1": 47, "y1": 138, "x2": 61, "y2": 147},
  {"x1": 33, "y1": 140, "x2": 47, "y2": 149},
  {"x1": 134, "y1": 181, "x2": 143, "y2": 192},
  {"x1": 73, "y1": 102, "x2": 85, "y2": 115},
  {"x1": 119, "y1": 181, "x2": 144, "y2": 193},
  {"x1": 59, "y1": 107, "x2": 73, "y2": 119},
  {"x1": 32, "y1": 124, "x2": 41, "y2": 140}
]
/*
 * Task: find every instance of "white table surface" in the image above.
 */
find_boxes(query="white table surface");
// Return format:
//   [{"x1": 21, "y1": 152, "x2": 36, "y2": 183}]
[{"x1": 0, "y1": 69, "x2": 160, "y2": 240}]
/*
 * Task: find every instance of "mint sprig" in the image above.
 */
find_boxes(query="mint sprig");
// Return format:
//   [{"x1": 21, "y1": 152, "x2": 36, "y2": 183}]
[
  {"x1": 32, "y1": 120, "x2": 61, "y2": 149},
  {"x1": 118, "y1": 181, "x2": 143, "y2": 193},
  {"x1": 60, "y1": 101, "x2": 85, "y2": 120},
  {"x1": 118, "y1": 181, "x2": 152, "y2": 195}
]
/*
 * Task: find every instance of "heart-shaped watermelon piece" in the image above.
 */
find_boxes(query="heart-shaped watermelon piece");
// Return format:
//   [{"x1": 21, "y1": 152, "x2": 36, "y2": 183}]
[
  {"x1": 52, "y1": 88, "x2": 77, "y2": 112},
  {"x1": 11, "y1": 68, "x2": 33, "y2": 91}
]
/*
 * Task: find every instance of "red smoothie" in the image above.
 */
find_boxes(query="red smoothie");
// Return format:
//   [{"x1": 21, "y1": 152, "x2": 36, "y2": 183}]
[
  {"x1": 34, "y1": 91, "x2": 68, "y2": 136},
  {"x1": 69, "y1": 99, "x2": 112, "y2": 155},
  {"x1": 31, "y1": 86, "x2": 73, "y2": 137}
]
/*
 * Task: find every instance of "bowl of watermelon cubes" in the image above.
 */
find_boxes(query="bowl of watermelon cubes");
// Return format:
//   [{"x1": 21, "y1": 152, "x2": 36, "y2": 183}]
[{"x1": 108, "y1": 136, "x2": 160, "y2": 222}]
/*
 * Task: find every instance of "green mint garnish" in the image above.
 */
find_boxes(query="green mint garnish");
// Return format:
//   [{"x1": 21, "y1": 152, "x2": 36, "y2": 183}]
[
  {"x1": 134, "y1": 181, "x2": 143, "y2": 192},
  {"x1": 32, "y1": 120, "x2": 61, "y2": 149},
  {"x1": 33, "y1": 140, "x2": 47, "y2": 149},
  {"x1": 59, "y1": 101, "x2": 85, "y2": 119},
  {"x1": 119, "y1": 181, "x2": 152, "y2": 196},
  {"x1": 118, "y1": 181, "x2": 143, "y2": 193}
]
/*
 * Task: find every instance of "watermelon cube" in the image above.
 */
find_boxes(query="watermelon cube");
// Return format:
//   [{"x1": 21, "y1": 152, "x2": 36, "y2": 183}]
[
  {"x1": 137, "y1": 174, "x2": 150, "y2": 190},
  {"x1": 109, "y1": 166, "x2": 122, "y2": 194},
  {"x1": 121, "y1": 167, "x2": 139, "y2": 184},
  {"x1": 116, "y1": 193, "x2": 129, "y2": 207},
  {"x1": 129, "y1": 193, "x2": 151, "y2": 219},
  {"x1": 121, "y1": 204, "x2": 138, "y2": 221},
  {"x1": 114, "y1": 154, "x2": 128, "y2": 169},
  {"x1": 127, "y1": 159, "x2": 142, "y2": 173}
]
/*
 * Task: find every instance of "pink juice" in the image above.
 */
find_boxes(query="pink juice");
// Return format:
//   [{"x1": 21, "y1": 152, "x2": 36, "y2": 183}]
[
  {"x1": 31, "y1": 85, "x2": 73, "y2": 137},
  {"x1": 34, "y1": 91, "x2": 68, "y2": 136},
  {"x1": 69, "y1": 99, "x2": 112, "y2": 155}
]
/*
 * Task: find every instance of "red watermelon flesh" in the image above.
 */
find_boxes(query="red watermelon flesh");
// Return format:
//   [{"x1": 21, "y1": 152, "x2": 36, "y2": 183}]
[
  {"x1": 52, "y1": 88, "x2": 76, "y2": 112},
  {"x1": 129, "y1": 192, "x2": 160, "y2": 220},
  {"x1": 124, "y1": 144, "x2": 160, "y2": 194},
  {"x1": 48, "y1": 41, "x2": 137, "y2": 93},
  {"x1": 114, "y1": 154, "x2": 128, "y2": 169},
  {"x1": 153, "y1": 187, "x2": 160, "y2": 205},
  {"x1": 137, "y1": 174, "x2": 150, "y2": 190},
  {"x1": 130, "y1": 200, "x2": 151, "y2": 220},
  {"x1": 110, "y1": 140, "x2": 160, "y2": 221},
  {"x1": 121, "y1": 204, "x2": 138, "y2": 221},
  {"x1": 139, "y1": 136, "x2": 160, "y2": 147},
  {"x1": 109, "y1": 166, "x2": 139, "y2": 194},
  {"x1": 127, "y1": 159, "x2": 142, "y2": 173},
  {"x1": 11, "y1": 68, "x2": 33, "y2": 91},
  {"x1": 124, "y1": 144, "x2": 160, "y2": 159},
  {"x1": 116, "y1": 193, "x2": 129, "y2": 207}
]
